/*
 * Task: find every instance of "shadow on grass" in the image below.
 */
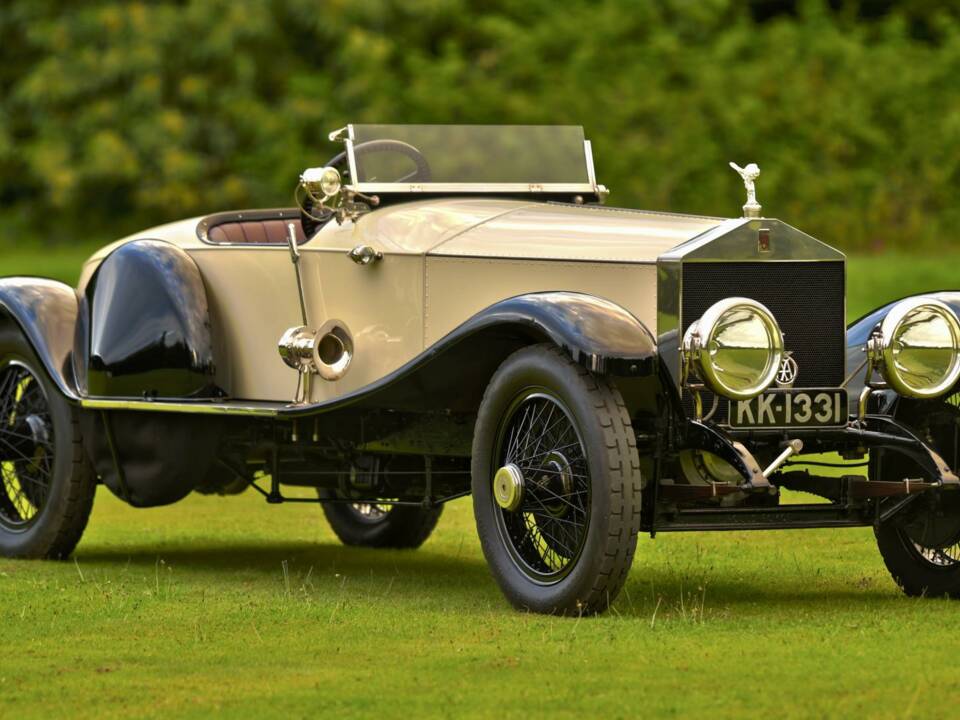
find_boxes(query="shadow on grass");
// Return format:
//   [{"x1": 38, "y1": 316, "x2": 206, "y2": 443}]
[
  {"x1": 616, "y1": 573, "x2": 905, "y2": 615},
  {"x1": 67, "y1": 539, "x2": 917, "y2": 619},
  {"x1": 74, "y1": 540, "x2": 491, "y2": 590}
]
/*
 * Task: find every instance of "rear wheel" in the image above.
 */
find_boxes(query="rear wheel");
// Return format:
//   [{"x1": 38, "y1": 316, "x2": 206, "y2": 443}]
[
  {"x1": 318, "y1": 490, "x2": 442, "y2": 549},
  {"x1": 0, "y1": 328, "x2": 95, "y2": 559},
  {"x1": 472, "y1": 345, "x2": 642, "y2": 615}
]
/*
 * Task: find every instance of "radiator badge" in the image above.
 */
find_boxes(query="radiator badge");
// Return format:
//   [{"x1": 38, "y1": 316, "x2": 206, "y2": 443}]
[
  {"x1": 776, "y1": 352, "x2": 799, "y2": 388},
  {"x1": 729, "y1": 161, "x2": 762, "y2": 219}
]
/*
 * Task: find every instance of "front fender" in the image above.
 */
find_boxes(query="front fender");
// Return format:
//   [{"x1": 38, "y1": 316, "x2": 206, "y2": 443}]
[
  {"x1": 455, "y1": 292, "x2": 658, "y2": 376},
  {"x1": 0, "y1": 277, "x2": 80, "y2": 399}
]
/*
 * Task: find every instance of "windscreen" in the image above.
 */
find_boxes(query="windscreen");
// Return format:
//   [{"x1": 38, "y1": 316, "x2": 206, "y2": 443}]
[{"x1": 349, "y1": 124, "x2": 591, "y2": 185}]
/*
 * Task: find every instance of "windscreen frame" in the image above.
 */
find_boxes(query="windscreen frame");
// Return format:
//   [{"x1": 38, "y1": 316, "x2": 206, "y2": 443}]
[{"x1": 340, "y1": 124, "x2": 603, "y2": 197}]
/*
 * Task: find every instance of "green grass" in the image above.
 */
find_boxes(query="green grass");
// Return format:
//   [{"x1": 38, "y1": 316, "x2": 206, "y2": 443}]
[
  {"x1": 2, "y1": 246, "x2": 960, "y2": 719},
  {"x1": 846, "y1": 253, "x2": 960, "y2": 321},
  {"x1": 0, "y1": 243, "x2": 102, "y2": 285}
]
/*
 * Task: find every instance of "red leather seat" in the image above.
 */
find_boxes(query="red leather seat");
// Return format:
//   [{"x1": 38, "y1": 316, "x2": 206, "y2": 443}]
[{"x1": 207, "y1": 219, "x2": 307, "y2": 245}]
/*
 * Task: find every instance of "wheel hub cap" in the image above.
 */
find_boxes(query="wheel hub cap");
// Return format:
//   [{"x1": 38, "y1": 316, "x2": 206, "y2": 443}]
[{"x1": 493, "y1": 463, "x2": 524, "y2": 512}]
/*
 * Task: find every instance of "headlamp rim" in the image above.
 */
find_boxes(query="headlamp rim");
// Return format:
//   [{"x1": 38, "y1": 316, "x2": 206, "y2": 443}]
[
  {"x1": 683, "y1": 296, "x2": 785, "y2": 401},
  {"x1": 872, "y1": 297, "x2": 960, "y2": 399}
]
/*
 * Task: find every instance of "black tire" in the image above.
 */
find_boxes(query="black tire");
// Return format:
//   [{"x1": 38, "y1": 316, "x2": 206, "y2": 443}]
[
  {"x1": 318, "y1": 490, "x2": 443, "y2": 549},
  {"x1": 875, "y1": 521, "x2": 960, "y2": 597},
  {"x1": 471, "y1": 344, "x2": 642, "y2": 615},
  {"x1": 875, "y1": 399, "x2": 960, "y2": 597},
  {"x1": 0, "y1": 327, "x2": 95, "y2": 559}
]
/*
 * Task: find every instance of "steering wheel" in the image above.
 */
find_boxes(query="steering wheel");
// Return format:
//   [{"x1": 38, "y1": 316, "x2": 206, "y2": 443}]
[
  {"x1": 326, "y1": 139, "x2": 432, "y2": 184},
  {"x1": 301, "y1": 139, "x2": 433, "y2": 236}
]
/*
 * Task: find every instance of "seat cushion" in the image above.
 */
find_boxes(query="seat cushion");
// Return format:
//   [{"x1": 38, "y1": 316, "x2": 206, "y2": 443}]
[{"x1": 207, "y1": 219, "x2": 307, "y2": 245}]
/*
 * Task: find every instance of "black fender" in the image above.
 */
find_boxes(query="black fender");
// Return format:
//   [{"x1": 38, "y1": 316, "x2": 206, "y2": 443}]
[
  {"x1": 452, "y1": 292, "x2": 657, "y2": 376},
  {"x1": 846, "y1": 291, "x2": 960, "y2": 414},
  {"x1": 0, "y1": 278, "x2": 81, "y2": 399},
  {"x1": 285, "y1": 291, "x2": 657, "y2": 418},
  {"x1": 685, "y1": 420, "x2": 767, "y2": 488},
  {"x1": 83, "y1": 239, "x2": 220, "y2": 399}
]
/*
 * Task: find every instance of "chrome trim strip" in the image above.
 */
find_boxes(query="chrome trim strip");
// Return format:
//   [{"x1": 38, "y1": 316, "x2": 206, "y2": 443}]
[
  {"x1": 346, "y1": 182, "x2": 599, "y2": 194},
  {"x1": 345, "y1": 124, "x2": 359, "y2": 186},
  {"x1": 81, "y1": 398, "x2": 281, "y2": 417},
  {"x1": 584, "y1": 140, "x2": 597, "y2": 187},
  {"x1": 660, "y1": 218, "x2": 845, "y2": 262}
]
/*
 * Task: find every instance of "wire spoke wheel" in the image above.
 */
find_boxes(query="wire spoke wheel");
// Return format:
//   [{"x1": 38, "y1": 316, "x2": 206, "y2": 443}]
[
  {"x1": 318, "y1": 485, "x2": 443, "y2": 549},
  {"x1": 874, "y1": 398, "x2": 960, "y2": 598},
  {"x1": 910, "y1": 539, "x2": 960, "y2": 568},
  {"x1": 492, "y1": 390, "x2": 590, "y2": 584},
  {"x1": 347, "y1": 502, "x2": 393, "y2": 523},
  {"x1": 0, "y1": 361, "x2": 55, "y2": 532},
  {"x1": 473, "y1": 345, "x2": 641, "y2": 614}
]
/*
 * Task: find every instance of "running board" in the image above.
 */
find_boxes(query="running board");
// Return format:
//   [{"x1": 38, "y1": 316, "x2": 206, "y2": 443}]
[
  {"x1": 80, "y1": 397, "x2": 281, "y2": 417},
  {"x1": 655, "y1": 504, "x2": 871, "y2": 532}
]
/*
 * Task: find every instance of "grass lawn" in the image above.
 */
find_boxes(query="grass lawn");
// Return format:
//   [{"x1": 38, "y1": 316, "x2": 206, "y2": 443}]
[{"x1": 2, "y1": 245, "x2": 960, "y2": 718}]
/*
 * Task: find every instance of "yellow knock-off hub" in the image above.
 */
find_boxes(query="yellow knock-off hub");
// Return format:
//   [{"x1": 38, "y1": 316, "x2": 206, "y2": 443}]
[{"x1": 493, "y1": 464, "x2": 524, "y2": 512}]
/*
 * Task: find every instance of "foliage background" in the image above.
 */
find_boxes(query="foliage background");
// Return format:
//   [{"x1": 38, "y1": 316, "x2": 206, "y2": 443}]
[{"x1": 1, "y1": 0, "x2": 959, "y2": 252}]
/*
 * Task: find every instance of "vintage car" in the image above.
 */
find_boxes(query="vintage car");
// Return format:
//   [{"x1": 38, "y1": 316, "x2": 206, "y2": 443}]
[{"x1": 2, "y1": 124, "x2": 960, "y2": 615}]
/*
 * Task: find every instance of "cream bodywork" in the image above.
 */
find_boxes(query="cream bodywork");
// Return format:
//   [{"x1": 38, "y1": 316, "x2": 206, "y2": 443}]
[{"x1": 79, "y1": 199, "x2": 722, "y2": 402}]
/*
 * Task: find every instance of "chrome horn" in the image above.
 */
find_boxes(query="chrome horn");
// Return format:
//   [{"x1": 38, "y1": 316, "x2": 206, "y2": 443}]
[
  {"x1": 278, "y1": 223, "x2": 354, "y2": 403},
  {"x1": 313, "y1": 319, "x2": 353, "y2": 382}
]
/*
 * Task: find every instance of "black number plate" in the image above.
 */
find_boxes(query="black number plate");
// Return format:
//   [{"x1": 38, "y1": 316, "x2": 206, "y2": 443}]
[{"x1": 728, "y1": 389, "x2": 847, "y2": 429}]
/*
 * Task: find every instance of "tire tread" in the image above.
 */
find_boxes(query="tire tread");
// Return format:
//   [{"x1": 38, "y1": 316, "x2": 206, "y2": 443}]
[
  {"x1": 473, "y1": 344, "x2": 642, "y2": 615},
  {"x1": 0, "y1": 323, "x2": 96, "y2": 560}
]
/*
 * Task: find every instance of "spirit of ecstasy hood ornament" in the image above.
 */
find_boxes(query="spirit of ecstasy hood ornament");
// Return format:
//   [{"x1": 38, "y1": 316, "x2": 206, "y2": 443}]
[{"x1": 729, "y1": 162, "x2": 762, "y2": 218}]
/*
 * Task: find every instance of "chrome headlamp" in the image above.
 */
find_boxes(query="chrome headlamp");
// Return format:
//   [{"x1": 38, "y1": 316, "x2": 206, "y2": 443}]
[
  {"x1": 682, "y1": 297, "x2": 785, "y2": 400},
  {"x1": 301, "y1": 166, "x2": 342, "y2": 198},
  {"x1": 866, "y1": 298, "x2": 960, "y2": 399}
]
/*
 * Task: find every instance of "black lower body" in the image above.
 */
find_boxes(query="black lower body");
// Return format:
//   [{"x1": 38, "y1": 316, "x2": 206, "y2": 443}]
[{"x1": 76, "y1": 392, "x2": 960, "y2": 534}]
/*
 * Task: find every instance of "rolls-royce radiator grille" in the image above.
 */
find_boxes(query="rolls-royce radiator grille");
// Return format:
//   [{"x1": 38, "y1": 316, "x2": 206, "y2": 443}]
[{"x1": 681, "y1": 260, "x2": 846, "y2": 418}]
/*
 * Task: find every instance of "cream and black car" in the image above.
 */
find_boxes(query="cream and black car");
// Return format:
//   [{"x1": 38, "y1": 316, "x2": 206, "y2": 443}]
[{"x1": 2, "y1": 124, "x2": 960, "y2": 615}]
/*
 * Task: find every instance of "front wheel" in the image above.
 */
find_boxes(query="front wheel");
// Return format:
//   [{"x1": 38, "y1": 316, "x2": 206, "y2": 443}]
[
  {"x1": 875, "y1": 518, "x2": 960, "y2": 597},
  {"x1": 472, "y1": 345, "x2": 642, "y2": 615},
  {"x1": 875, "y1": 399, "x2": 960, "y2": 597}
]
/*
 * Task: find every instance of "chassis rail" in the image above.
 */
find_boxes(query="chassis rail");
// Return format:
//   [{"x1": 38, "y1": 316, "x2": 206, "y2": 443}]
[{"x1": 649, "y1": 413, "x2": 960, "y2": 534}]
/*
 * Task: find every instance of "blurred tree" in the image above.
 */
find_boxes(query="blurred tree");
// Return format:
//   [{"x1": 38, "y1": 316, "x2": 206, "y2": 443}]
[{"x1": 0, "y1": 0, "x2": 958, "y2": 251}]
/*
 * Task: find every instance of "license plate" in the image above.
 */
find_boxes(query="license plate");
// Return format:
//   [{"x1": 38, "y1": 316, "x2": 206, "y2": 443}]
[{"x1": 728, "y1": 389, "x2": 847, "y2": 429}]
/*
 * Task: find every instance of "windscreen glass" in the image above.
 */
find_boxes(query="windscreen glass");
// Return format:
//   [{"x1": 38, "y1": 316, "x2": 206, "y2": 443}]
[{"x1": 349, "y1": 124, "x2": 590, "y2": 185}]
